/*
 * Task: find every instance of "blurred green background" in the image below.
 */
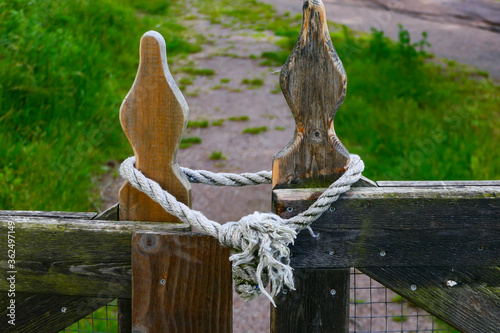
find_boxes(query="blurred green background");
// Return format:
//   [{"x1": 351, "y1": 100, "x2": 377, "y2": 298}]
[{"x1": 1, "y1": 0, "x2": 498, "y2": 213}]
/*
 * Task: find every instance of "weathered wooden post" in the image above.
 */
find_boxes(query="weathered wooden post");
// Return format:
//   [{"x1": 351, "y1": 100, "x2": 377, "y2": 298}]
[
  {"x1": 271, "y1": 0, "x2": 350, "y2": 331},
  {"x1": 119, "y1": 31, "x2": 232, "y2": 332}
]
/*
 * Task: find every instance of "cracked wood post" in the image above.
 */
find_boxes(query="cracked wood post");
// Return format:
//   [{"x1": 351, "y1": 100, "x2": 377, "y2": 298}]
[
  {"x1": 271, "y1": 1, "x2": 350, "y2": 332},
  {"x1": 119, "y1": 31, "x2": 231, "y2": 333}
]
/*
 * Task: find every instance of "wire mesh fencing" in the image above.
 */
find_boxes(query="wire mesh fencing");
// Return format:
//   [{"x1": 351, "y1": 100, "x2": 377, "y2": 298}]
[
  {"x1": 350, "y1": 269, "x2": 458, "y2": 333},
  {"x1": 61, "y1": 271, "x2": 459, "y2": 333},
  {"x1": 61, "y1": 299, "x2": 118, "y2": 333}
]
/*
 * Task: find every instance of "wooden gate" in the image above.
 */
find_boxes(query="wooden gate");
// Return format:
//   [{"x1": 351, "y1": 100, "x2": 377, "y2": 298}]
[{"x1": 1, "y1": 1, "x2": 499, "y2": 332}]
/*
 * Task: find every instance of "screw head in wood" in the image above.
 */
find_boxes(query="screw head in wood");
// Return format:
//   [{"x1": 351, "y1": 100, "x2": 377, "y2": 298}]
[
  {"x1": 379, "y1": 250, "x2": 386, "y2": 257},
  {"x1": 411, "y1": 284, "x2": 417, "y2": 291},
  {"x1": 61, "y1": 307, "x2": 67, "y2": 313},
  {"x1": 330, "y1": 289, "x2": 336, "y2": 296},
  {"x1": 140, "y1": 233, "x2": 160, "y2": 252},
  {"x1": 329, "y1": 206, "x2": 336, "y2": 212},
  {"x1": 478, "y1": 246, "x2": 485, "y2": 251},
  {"x1": 160, "y1": 279, "x2": 166, "y2": 285},
  {"x1": 446, "y1": 280, "x2": 457, "y2": 287},
  {"x1": 286, "y1": 207, "x2": 293, "y2": 213},
  {"x1": 329, "y1": 251, "x2": 335, "y2": 256}
]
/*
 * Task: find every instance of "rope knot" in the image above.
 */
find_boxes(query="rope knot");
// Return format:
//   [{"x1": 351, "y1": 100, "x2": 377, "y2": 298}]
[{"x1": 218, "y1": 212, "x2": 297, "y2": 305}]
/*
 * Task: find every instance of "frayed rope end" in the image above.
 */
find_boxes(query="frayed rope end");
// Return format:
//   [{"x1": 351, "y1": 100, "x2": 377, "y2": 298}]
[{"x1": 219, "y1": 212, "x2": 297, "y2": 306}]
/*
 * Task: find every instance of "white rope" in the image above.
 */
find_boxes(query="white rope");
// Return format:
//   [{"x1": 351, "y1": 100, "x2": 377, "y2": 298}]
[
  {"x1": 120, "y1": 154, "x2": 364, "y2": 306},
  {"x1": 181, "y1": 167, "x2": 272, "y2": 186}
]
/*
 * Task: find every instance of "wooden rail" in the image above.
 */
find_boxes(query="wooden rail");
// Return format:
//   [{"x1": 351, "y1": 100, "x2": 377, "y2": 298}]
[{"x1": 0, "y1": 182, "x2": 498, "y2": 299}]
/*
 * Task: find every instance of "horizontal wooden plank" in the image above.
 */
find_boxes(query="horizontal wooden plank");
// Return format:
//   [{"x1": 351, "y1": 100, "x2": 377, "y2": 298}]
[
  {"x1": 377, "y1": 180, "x2": 500, "y2": 187},
  {"x1": 0, "y1": 210, "x2": 97, "y2": 219},
  {"x1": 359, "y1": 266, "x2": 500, "y2": 333},
  {"x1": 0, "y1": 215, "x2": 190, "y2": 298},
  {"x1": 273, "y1": 185, "x2": 500, "y2": 268},
  {"x1": 0, "y1": 292, "x2": 113, "y2": 333}
]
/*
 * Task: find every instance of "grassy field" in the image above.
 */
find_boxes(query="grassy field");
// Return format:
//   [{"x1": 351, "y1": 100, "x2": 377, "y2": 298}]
[
  {"x1": 0, "y1": 0, "x2": 201, "y2": 211},
  {"x1": 1, "y1": 0, "x2": 498, "y2": 211}
]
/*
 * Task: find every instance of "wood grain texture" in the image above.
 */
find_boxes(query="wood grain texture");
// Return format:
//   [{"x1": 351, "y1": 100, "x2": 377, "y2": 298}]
[
  {"x1": 271, "y1": 269, "x2": 350, "y2": 333},
  {"x1": 359, "y1": 266, "x2": 500, "y2": 333},
  {"x1": 0, "y1": 293, "x2": 113, "y2": 333},
  {"x1": 0, "y1": 210, "x2": 119, "y2": 333},
  {"x1": 273, "y1": 185, "x2": 500, "y2": 268},
  {"x1": 0, "y1": 214, "x2": 189, "y2": 297},
  {"x1": 94, "y1": 202, "x2": 119, "y2": 220},
  {"x1": 377, "y1": 180, "x2": 500, "y2": 187},
  {"x1": 271, "y1": 2, "x2": 351, "y2": 331},
  {"x1": 273, "y1": 0, "x2": 349, "y2": 189},
  {"x1": 0, "y1": 210, "x2": 96, "y2": 219},
  {"x1": 132, "y1": 232, "x2": 232, "y2": 333},
  {"x1": 118, "y1": 298, "x2": 132, "y2": 333},
  {"x1": 119, "y1": 30, "x2": 191, "y2": 222}
]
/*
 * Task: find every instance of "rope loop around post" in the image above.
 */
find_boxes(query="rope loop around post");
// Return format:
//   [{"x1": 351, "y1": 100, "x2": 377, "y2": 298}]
[{"x1": 119, "y1": 154, "x2": 364, "y2": 306}]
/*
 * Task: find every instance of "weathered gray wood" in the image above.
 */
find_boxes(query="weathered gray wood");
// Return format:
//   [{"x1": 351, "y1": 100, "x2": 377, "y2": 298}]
[
  {"x1": 272, "y1": 0, "x2": 349, "y2": 189},
  {"x1": 94, "y1": 202, "x2": 119, "y2": 220},
  {"x1": 273, "y1": 185, "x2": 500, "y2": 268},
  {"x1": 0, "y1": 210, "x2": 97, "y2": 219},
  {"x1": 0, "y1": 208, "x2": 123, "y2": 332},
  {"x1": 94, "y1": 204, "x2": 133, "y2": 333},
  {"x1": 271, "y1": 269, "x2": 350, "y2": 333},
  {"x1": 353, "y1": 176, "x2": 378, "y2": 188},
  {"x1": 132, "y1": 232, "x2": 232, "y2": 332},
  {"x1": 377, "y1": 180, "x2": 500, "y2": 187},
  {"x1": 118, "y1": 298, "x2": 132, "y2": 333},
  {"x1": 271, "y1": 2, "x2": 351, "y2": 331},
  {"x1": 0, "y1": 292, "x2": 113, "y2": 333},
  {"x1": 0, "y1": 215, "x2": 189, "y2": 298},
  {"x1": 359, "y1": 266, "x2": 500, "y2": 333}
]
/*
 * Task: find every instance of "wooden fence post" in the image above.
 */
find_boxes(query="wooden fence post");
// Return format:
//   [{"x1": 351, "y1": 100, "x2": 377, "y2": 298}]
[
  {"x1": 271, "y1": 0, "x2": 350, "y2": 331},
  {"x1": 119, "y1": 31, "x2": 232, "y2": 332}
]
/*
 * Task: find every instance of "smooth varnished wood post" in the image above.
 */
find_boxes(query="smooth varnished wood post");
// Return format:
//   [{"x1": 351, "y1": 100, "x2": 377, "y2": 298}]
[
  {"x1": 132, "y1": 233, "x2": 232, "y2": 332},
  {"x1": 120, "y1": 31, "x2": 231, "y2": 332},
  {"x1": 271, "y1": 1, "x2": 350, "y2": 332},
  {"x1": 119, "y1": 30, "x2": 191, "y2": 223}
]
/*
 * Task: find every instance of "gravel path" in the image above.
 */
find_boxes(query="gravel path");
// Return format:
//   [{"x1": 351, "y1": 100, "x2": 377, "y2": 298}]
[{"x1": 261, "y1": 0, "x2": 500, "y2": 79}]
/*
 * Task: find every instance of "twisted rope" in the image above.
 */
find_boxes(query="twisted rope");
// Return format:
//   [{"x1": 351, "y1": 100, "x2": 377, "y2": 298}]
[{"x1": 120, "y1": 154, "x2": 364, "y2": 306}]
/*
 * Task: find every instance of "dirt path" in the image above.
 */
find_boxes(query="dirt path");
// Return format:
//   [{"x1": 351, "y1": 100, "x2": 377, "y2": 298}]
[
  {"x1": 261, "y1": 0, "x2": 500, "y2": 79},
  {"x1": 98, "y1": 1, "x2": 492, "y2": 331}
]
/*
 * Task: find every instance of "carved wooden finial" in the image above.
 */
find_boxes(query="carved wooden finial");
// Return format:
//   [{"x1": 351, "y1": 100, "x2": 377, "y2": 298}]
[
  {"x1": 119, "y1": 31, "x2": 191, "y2": 222},
  {"x1": 272, "y1": 0, "x2": 349, "y2": 189}
]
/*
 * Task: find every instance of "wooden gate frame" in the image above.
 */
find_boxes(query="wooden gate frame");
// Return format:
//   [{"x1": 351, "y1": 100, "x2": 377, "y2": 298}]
[{"x1": 1, "y1": 1, "x2": 499, "y2": 332}]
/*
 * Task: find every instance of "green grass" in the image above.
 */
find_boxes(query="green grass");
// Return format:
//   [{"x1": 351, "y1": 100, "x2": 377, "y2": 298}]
[
  {"x1": 228, "y1": 115, "x2": 250, "y2": 121},
  {"x1": 242, "y1": 78, "x2": 264, "y2": 89},
  {"x1": 187, "y1": 120, "x2": 209, "y2": 128},
  {"x1": 391, "y1": 315, "x2": 408, "y2": 323},
  {"x1": 220, "y1": 78, "x2": 231, "y2": 83},
  {"x1": 212, "y1": 119, "x2": 225, "y2": 126},
  {"x1": 0, "y1": 0, "x2": 201, "y2": 211},
  {"x1": 209, "y1": 150, "x2": 226, "y2": 160},
  {"x1": 180, "y1": 136, "x2": 202, "y2": 149},
  {"x1": 180, "y1": 67, "x2": 215, "y2": 76},
  {"x1": 242, "y1": 126, "x2": 268, "y2": 134},
  {"x1": 274, "y1": 126, "x2": 286, "y2": 131},
  {"x1": 60, "y1": 300, "x2": 118, "y2": 332}
]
